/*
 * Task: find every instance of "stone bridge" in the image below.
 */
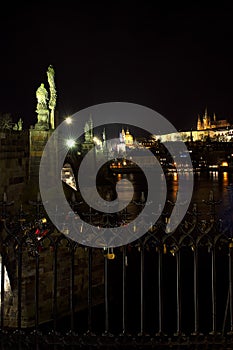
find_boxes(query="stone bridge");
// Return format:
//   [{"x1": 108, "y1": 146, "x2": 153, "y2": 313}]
[{"x1": 0, "y1": 219, "x2": 105, "y2": 328}]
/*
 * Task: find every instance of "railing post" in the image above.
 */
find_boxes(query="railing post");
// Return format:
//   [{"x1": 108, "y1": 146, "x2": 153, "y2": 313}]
[
  {"x1": 52, "y1": 245, "x2": 58, "y2": 334},
  {"x1": 69, "y1": 245, "x2": 75, "y2": 335},
  {"x1": 103, "y1": 255, "x2": 109, "y2": 335},
  {"x1": 210, "y1": 244, "x2": 217, "y2": 335},
  {"x1": 156, "y1": 246, "x2": 164, "y2": 336},
  {"x1": 192, "y1": 246, "x2": 200, "y2": 335},
  {"x1": 0, "y1": 254, "x2": 5, "y2": 330},
  {"x1": 17, "y1": 243, "x2": 22, "y2": 332},
  {"x1": 228, "y1": 241, "x2": 233, "y2": 334},
  {"x1": 174, "y1": 249, "x2": 182, "y2": 336},
  {"x1": 121, "y1": 245, "x2": 127, "y2": 335},
  {"x1": 34, "y1": 252, "x2": 39, "y2": 333},
  {"x1": 138, "y1": 244, "x2": 145, "y2": 336},
  {"x1": 87, "y1": 247, "x2": 94, "y2": 335}
]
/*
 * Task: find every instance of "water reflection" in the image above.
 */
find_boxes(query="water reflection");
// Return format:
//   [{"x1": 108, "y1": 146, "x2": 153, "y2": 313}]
[{"x1": 120, "y1": 170, "x2": 233, "y2": 220}]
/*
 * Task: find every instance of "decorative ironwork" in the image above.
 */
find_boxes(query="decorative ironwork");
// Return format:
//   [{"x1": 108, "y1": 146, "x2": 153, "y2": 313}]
[{"x1": 0, "y1": 191, "x2": 232, "y2": 347}]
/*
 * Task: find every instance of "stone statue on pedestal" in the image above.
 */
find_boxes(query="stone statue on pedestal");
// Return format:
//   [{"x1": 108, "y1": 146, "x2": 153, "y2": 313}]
[
  {"x1": 35, "y1": 83, "x2": 49, "y2": 130},
  {"x1": 13, "y1": 118, "x2": 23, "y2": 131},
  {"x1": 18, "y1": 118, "x2": 23, "y2": 131}
]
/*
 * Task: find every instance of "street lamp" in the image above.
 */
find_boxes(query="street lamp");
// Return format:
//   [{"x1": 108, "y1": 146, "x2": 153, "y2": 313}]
[
  {"x1": 66, "y1": 138, "x2": 76, "y2": 148},
  {"x1": 65, "y1": 116, "x2": 72, "y2": 125}
]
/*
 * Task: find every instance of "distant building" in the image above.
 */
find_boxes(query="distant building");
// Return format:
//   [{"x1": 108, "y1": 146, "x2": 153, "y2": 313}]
[
  {"x1": 122, "y1": 128, "x2": 134, "y2": 146},
  {"x1": 153, "y1": 109, "x2": 233, "y2": 143},
  {"x1": 197, "y1": 108, "x2": 230, "y2": 130},
  {"x1": 117, "y1": 127, "x2": 134, "y2": 153},
  {"x1": 82, "y1": 114, "x2": 94, "y2": 153}
]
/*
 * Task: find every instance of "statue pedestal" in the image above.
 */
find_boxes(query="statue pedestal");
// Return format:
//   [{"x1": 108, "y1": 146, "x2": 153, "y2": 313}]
[
  {"x1": 35, "y1": 122, "x2": 49, "y2": 130},
  {"x1": 29, "y1": 129, "x2": 54, "y2": 189},
  {"x1": 35, "y1": 109, "x2": 50, "y2": 130}
]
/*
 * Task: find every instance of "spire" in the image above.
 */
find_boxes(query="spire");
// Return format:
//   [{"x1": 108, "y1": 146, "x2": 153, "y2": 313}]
[
  {"x1": 197, "y1": 114, "x2": 202, "y2": 130},
  {"x1": 204, "y1": 106, "x2": 208, "y2": 117},
  {"x1": 89, "y1": 113, "x2": 93, "y2": 139}
]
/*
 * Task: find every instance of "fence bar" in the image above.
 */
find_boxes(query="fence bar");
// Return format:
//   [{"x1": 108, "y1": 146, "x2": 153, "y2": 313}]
[
  {"x1": 34, "y1": 253, "x2": 39, "y2": 332},
  {"x1": 69, "y1": 247, "x2": 75, "y2": 334},
  {"x1": 175, "y1": 250, "x2": 182, "y2": 336},
  {"x1": 87, "y1": 247, "x2": 93, "y2": 334},
  {"x1": 228, "y1": 242, "x2": 233, "y2": 334},
  {"x1": 157, "y1": 247, "x2": 163, "y2": 335},
  {"x1": 17, "y1": 244, "x2": 22, "y2": 331},
  {"x1": 122, "y1": 245, "x2": 127, "y2": 335},
  {"x1": 104, "y1": 256, "x2": 109, "y2": 335},
  {"x1": 139, "y1": 245, "x2": 144, "y2": 335},
  {"x1": 52, "y1": 246, "x2": 58, "y2": 334},
  {"x1": 193, "y1": 248, "x2": 199, "y2": 334},
  {"x1": 0, "y1": 254, "x2": 5, "y2": 329},
  {"x1": 210, "y1": 245, "x2": 217, "y2": 334}
]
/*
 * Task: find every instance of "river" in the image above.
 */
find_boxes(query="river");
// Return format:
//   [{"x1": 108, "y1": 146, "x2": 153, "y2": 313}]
[{"x1": 112, "y1": 169, "x2": 233, "y2": 223}]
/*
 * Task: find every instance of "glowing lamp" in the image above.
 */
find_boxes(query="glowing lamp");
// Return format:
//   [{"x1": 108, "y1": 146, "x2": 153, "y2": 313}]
[
  {"x1": 66, "y1": 139, "x2": 76, "y2": 148},
  {"x1": 65, "y1": 117, "x2": 72, "y2": 124}
]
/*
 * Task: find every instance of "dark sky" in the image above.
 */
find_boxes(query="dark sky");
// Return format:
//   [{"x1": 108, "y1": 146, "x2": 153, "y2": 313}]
[{"x1": 1, "y1": 2, "x2": 233, "y2": 131}]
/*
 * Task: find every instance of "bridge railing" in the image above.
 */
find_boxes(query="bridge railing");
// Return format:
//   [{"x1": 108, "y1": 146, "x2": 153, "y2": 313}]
[{"x1": 0, "y1": 195, "x2": 233, "y2": 348}]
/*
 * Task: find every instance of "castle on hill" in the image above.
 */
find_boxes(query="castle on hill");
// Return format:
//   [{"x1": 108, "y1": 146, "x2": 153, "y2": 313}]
[
  {"x1": 197, "y1": 108, "x2": 230, "y2": 130},
  {"x1": 154, "y1": 108, "x2": 233, "y2": 143}
]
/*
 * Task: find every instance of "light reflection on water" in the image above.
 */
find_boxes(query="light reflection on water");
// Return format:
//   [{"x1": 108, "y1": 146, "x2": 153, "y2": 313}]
[
  {"x1": 191, "y1": 171, "x2": 232, "y2": 217},
  {"x1": 121, "y1": 170, "x2": 233, "y2": 220}
]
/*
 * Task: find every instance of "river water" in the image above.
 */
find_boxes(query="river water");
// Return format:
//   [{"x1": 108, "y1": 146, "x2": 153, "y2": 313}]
[{"x1": 113, "y1": 170, "x2": 233, "y2": 223}]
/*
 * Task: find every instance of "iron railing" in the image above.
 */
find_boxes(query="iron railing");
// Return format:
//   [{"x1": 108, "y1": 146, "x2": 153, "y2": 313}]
[{"x1": 0, "y1": 194, "x2": 233, "y2": 348}]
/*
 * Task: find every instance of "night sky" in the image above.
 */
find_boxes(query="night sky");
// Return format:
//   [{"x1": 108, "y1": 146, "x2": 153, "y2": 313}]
[{"x1": 1, "y1": 2, "x2": 233, "y2": 131}]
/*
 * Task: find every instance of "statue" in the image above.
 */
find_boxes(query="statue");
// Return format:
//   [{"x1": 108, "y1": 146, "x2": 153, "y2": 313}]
[
  {"x1": 13, "y1": 118, "x2": 23, "y2": 131},
  {"x1": 47, "y1": 65, "x2": 55, "y2": 90},
  {"x1": 18, "y1": 118, "x2": 23, "y2": 131},
  {"x1": 47, "y1": 65, "x2": 57, "y2": 129},
  {"x1": 36, "y1": 83, "x2": 48, "y2": 108},
  {"x1": 35, "y1": 83, "x2": 49, "y2": 130}
]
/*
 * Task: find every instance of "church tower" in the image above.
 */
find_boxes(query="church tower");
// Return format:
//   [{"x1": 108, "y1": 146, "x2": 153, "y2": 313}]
[
  {"x1": 197, "y1": 114, "x2": 202, "y2": 130},
  {"x1": 82, "y1": 114, "x2": 94, "y2": 153}
]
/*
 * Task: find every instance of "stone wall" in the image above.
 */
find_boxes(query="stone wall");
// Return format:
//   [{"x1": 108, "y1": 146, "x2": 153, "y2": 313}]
[
  {"x1": 1, "y1": 229, "x2": 104, "y2": 328},
  {"x1": 0, "y1": 130, "x2": 29, "y2": 207},
  {"x1": 29, "y1": 129, "x2": 54, "y2": 190}
]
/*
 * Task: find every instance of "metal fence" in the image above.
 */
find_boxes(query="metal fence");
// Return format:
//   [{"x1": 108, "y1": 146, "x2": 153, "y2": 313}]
[{"x1": 0, "y1": 195, "x2": 233, "y2": 349}]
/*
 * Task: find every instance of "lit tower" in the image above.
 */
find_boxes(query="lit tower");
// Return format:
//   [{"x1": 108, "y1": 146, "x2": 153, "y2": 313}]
[
  {"x1": 197, "y1": 114, "x2": 202, "y2": 130},
  {"x1": 203, "y1": 107, "x2": 211, "y2": 129},
  {"x1": 82, "y1": 114, "x2": 94, "y2": 153}
]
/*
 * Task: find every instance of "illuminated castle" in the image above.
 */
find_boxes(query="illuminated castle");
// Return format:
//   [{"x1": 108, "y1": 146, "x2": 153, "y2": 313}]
[
  {"x1": 197, "y1": 108, "x2": 230, "y2": 130},
  {"x1": 153, "y1": 108, "x2": 233, "y2": 143}
]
